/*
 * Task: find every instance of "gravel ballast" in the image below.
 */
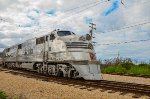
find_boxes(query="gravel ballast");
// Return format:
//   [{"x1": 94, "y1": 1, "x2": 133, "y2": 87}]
[{"x1": 0, "y1": 70, "x2": 149, "y2": 99}]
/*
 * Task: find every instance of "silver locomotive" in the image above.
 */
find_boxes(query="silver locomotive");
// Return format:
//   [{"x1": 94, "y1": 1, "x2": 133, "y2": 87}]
[{"x1": 1, "y1": 30, "x2": 102, "y2": 80}]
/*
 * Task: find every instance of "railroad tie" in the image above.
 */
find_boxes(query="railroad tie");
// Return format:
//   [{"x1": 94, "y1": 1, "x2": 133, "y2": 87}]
[
  {"x1": 119, "y1": 92, "x2": 129, "y2": 95},
  {"x1": 100, "y1": 89, "x2": 107, "y2": 92},
  {"x1": 132, "y1": 94, "x2": 142, "y2": 98},
  {"x1": 79, "y1": 86, "x2": 87, "y2": 90},
  {"x1": 108, "y1": 90, "x2": 117, "y2": 93},
  {"x1": 87, "y1": 87, "x2": 96, "y2": 91}
]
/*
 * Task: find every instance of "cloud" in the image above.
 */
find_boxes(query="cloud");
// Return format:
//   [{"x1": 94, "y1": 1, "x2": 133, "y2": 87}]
[
  {"x1": 27, "y1": 15, "x2": 35, "y2": 20},
  {"x1": 57, "y1": 0, "x2": 63, "y2": 6},
  {"x1": 22, "y1": 24, "x2": 32, "y2": 28},
  {"x1": 0, "y1": 0, "x2": 149, "y2": 62},
  {"x1": 103, "y1": 0, "x2": 119, "y2": 16},
  {"x1": 33, "y1": 9, "x2": 40, "y2": 13},
  {"x1": 0, "y1": 0, "x2": 19, "y2": 12},
  {"x1": 83, "y1": 17, "x2": 93, "y2": 24}
]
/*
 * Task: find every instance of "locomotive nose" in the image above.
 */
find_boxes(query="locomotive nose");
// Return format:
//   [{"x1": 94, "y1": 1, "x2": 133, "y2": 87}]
[
  {"x1": 73, "y1": 64, "x2": 103, "y2": 80},
  {"x1": 83, "y1": 74, "x2": 102, "y2": 80},
  {"x1": 85, "y1": 64, "x2": 103, "y2": 80}
]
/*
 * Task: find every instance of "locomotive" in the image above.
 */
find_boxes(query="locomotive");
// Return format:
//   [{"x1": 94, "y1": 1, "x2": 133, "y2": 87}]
[{"x1": 0, "y1": 30, "x2": 102, "y2": 80}]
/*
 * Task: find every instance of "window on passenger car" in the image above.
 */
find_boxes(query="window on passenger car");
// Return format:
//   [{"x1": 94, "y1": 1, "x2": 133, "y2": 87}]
[
  {"x1": 46, "y1": 36, "x2": 48, "y2": 41},
  {"x1": 36, "y1": 36, "x2": 45, "y2": 44},
  {"x1": 49, "y1": 47, "x2": 51, "y2": 51},
  {"x1": 18, "y1": 44, "x2": 22, "y2": 49},
  {"x1": 50, "y1": 34, "x2": 55, "y2": 41},
  {"x1": 40, "y1": 37, "x2": 45, "y2": 43},
  {"x1": 6, "y1": 48, "x2": 10, "y2": 52}
]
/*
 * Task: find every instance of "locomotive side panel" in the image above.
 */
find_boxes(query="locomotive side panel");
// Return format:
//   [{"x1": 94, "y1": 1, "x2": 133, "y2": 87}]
[
  {"x1": 17, "y1": 39, "x2": 39, "y2": 62},
  {"x1": 4, "y1": 46, "x2": 18, "y2": 62},
  {"x1": 48, "y1": 39, "x2": 71, "y2": 61}
]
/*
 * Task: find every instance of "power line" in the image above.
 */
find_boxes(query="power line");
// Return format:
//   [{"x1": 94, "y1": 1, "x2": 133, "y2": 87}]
[
  {"x1": 99, "y1": 21, "x2": 150, "y2": 34},
  {"x1": 96, "y1": 46, "x2": 150, "y2": 54},
  {"x1": 8, "y1": 0, "x2": 149, "y2": 33},
  {"x1": 96, "y1": 39, "x2": 150, "y2": 46},
  {"x1": 124, "y1": 0, "x2": 150, "y2": 7},
  {"x1": 55, "y1": 0, "x2": 150, "y2": 27},
  {"x1": 55, "y1": 0, "x2": 150, "y2": 24},
  {"x1": 31, "y1": 0, "x2": 109, "y2": 36},
  {"x1": 63, "y1": 0, "x2": 103, "y2": 13},
  {"x1": 93, "y1": 20, "x2": 150, "y2": 46},
  {"x1": 51, "y1": 0, "x2": 109, "y2": 27},
  {"x1": 2, "y1": 0, "x2": 150, "y2": 40}
]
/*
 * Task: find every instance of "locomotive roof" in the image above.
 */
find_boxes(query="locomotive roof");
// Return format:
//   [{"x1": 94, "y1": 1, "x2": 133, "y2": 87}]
[{"x1": 3, "y1": 30, "x2": 73, "y2": 51}]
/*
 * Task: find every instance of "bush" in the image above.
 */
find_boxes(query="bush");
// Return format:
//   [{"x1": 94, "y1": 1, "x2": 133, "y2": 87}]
[
  {"x1": 114, "y1": 66, "x2": 127, "y2": 74},
  {"x1": 101, "y1": 66, "x2": 114, "y2": 73},
  {"x1": 101, "y1": 62, "x2": 150, "y2": 75},
  {"x1": 148, "y1": 66, "x2": 150, "y2": 70},
  {"x1": 102, "y1": 65, "x2": 127, "y2": 74},
  {"x1": 139, "y1": 63, "x2": 148, "y2": 67},
  {"x1": 0, "y1": 91, "x2": 7, "y2": 99},
  {"x1": 127, "y1": 66, "x2": 150, "y2": 75},
  {"x1": 121, "y1": 62, "x2": 134, "y2": 70}
]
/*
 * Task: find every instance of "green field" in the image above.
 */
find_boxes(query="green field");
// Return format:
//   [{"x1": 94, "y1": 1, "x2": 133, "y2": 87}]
[
  {"x1": 101, "y1": 63, "x2": 150, "y2": 75},
  {"x1": 0, "y1": 90, "x2": 7, "y2": 99}
]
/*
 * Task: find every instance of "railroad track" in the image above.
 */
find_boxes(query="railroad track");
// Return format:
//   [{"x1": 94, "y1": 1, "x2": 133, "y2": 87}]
[
  {"x1": 0, "y1": 67, "x2": 150, "y2": 98},
  {"x1": 104, "y1": 73, "x2": 150, "y2": 78}
]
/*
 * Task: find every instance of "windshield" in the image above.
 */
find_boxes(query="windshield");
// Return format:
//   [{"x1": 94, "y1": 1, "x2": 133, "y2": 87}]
[{"x1": 57, "y1": 31, "x2": 72, "y2": 36}]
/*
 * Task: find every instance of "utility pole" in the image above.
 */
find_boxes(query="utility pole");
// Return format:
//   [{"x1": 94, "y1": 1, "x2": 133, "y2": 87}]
[
  {"x1": 89, "y1": 23, "x2": 96, "y2": 41},
  {"x1": 117, "y1": 50, "x2": 120, "y2": 59}
]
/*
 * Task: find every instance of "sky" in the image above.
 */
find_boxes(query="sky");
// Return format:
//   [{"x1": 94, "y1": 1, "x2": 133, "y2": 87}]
[{"x1": 0, "y1": 0, "x2": 150, "y2": 63}]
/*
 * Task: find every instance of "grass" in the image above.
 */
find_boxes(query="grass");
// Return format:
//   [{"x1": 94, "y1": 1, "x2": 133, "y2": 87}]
[
  {"x1": 101, "y1": 63, "x2": 150, "y2": 75},
  {"x1": 0, "y1": 90, "x2": 7, "y2": 99}
]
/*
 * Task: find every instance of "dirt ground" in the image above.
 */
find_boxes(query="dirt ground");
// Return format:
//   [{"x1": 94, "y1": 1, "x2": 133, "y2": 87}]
[
  {"x1": 0, "y1": 69, "x2": 149, "y2": 99},
  {"x1": 102, "y1": 74, "x2": 150, "y2": 85}
]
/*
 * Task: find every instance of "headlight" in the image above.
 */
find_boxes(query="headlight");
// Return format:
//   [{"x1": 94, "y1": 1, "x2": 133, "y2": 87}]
[
  {"x1": 86, "y1": 34, "x2": 91, "y2": 40},
  {"x1": 88, "y1": 43, "x2": 93, "y2": 50},
  {"x1": 79, "y1": 36, "x2": 86, "y2": 41}
]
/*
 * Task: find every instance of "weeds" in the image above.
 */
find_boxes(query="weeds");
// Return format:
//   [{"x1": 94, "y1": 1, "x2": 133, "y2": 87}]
[
  {"x1": 101, "y1": 63, "x2": 150, "y2": 75},
  {"x1": 0, "y1": 90, "x2": 7, "y2": 99}
]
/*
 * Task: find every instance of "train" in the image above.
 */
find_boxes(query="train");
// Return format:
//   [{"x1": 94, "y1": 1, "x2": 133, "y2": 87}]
[{"x1": 0, "y1": 30, "x2": 102, "y2": 80}]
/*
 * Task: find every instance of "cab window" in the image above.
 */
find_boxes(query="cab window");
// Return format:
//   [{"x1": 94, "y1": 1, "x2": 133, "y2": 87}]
[{"x1": 57, "y1": 31, "x2": 72, "y2": 36}]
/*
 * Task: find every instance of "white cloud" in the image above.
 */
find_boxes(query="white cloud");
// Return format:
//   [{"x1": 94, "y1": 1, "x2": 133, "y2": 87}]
[{"x1": 0, "y1": 0, "x2": 149, "y2": 62}]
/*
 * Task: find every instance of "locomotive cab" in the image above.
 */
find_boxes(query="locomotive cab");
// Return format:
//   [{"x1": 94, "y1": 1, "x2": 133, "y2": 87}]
[{"x1": 48, "y1": 30, "x2": 95, "y2": 61}]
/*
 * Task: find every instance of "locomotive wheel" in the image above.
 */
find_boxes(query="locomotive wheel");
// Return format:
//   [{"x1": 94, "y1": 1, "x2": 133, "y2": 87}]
[
  {"x1": 37, "y1": 64, "x2": 43, "y2": 74},
  {"x1": 70, "y1": 70, "x2": 79, "y2": 78},
  {"x1": 33, "y1": 63, "x2": 38, "y2": 70},
  {"x1": 11, "y1": 63, "x2": 15, "y2": 68},
  {"x1": 57, "y1": 71, "x2": 64, "y2": 77},
  {"x1": 70, "y1": 70, "x2": 75, "y2": 78}
]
